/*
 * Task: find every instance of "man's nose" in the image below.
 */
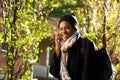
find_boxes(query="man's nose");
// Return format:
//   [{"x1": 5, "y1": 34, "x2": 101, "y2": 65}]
[{"x1": 62, "y1": 28, "x2": 67, "y2": 34}]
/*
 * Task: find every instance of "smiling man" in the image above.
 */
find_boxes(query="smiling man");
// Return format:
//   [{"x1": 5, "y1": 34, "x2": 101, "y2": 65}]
[{"x1": 50, "y1": 13, "x2": 112, "y2": 80}]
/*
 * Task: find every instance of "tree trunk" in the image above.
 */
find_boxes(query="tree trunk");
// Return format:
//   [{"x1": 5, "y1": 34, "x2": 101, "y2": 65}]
[{"x1": 102, "y1": 1, "x2": 107, "y2": 48}]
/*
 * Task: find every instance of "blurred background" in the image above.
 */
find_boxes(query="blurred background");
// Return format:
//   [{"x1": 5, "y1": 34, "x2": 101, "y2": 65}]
[{"x1": 0, "y1": 0, "x2": 120, "y2": 80}]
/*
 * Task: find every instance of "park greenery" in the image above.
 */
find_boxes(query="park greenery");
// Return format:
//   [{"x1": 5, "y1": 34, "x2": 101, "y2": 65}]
[{"x1": 0, "y1": 0, "x2": 120, "y2": 80}]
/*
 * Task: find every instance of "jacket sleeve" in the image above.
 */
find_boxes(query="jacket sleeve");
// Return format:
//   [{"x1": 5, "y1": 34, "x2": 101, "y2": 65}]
[
  {"x1": 87, "y1": 39, "x2": 113, "y2": 80},
  {"x1": 50, "y1": 52, "x2": 61, "y2": 78},
  {"x1": 99, "y1": 48, "x2": 113, "y2": 80}
]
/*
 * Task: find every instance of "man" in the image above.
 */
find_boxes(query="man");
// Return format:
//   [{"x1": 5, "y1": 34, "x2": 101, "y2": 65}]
[{"x1": 50, "y1": 13, "x2": 112, "y2": 80}]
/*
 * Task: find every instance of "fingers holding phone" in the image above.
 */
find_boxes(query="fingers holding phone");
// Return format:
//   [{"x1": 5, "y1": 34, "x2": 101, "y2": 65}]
[{"x1": 55, "y1": 32, "x2": 62, "y2": 57}]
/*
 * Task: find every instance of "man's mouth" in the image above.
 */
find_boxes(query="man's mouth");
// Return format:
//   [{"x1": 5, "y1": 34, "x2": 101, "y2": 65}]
[{"x1": 63, "y1": 34, "x2": 68, "y2": 37}]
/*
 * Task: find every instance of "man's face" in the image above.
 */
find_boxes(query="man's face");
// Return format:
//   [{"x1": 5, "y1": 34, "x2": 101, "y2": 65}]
[{"x1": 59, "y1": 21, "x2": 76, "y2": 41}]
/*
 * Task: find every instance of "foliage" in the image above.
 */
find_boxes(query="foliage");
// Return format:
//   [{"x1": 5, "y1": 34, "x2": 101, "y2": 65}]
[
  {"x1": 0, "y1": 0, "x2": 119, "y2": 80},
  {"x1": 115, "y1": 64, "x2": 120, "y2": 72},
  {"x1": 0, "y1": 0, "x2": 52, "y2": 80}
]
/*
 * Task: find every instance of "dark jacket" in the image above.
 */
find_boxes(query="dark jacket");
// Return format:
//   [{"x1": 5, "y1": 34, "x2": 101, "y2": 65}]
[{"x1": 50, "y1": 37, "x2": 111, "y2": 80}]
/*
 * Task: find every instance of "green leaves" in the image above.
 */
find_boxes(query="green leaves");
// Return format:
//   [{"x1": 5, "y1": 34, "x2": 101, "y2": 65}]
[
  {"x1": 0, "y1": 0, "x2": 119, "y2": 79},
  {"x1": 0, "y1": 0, "x2": 53, "y2": 79}
]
